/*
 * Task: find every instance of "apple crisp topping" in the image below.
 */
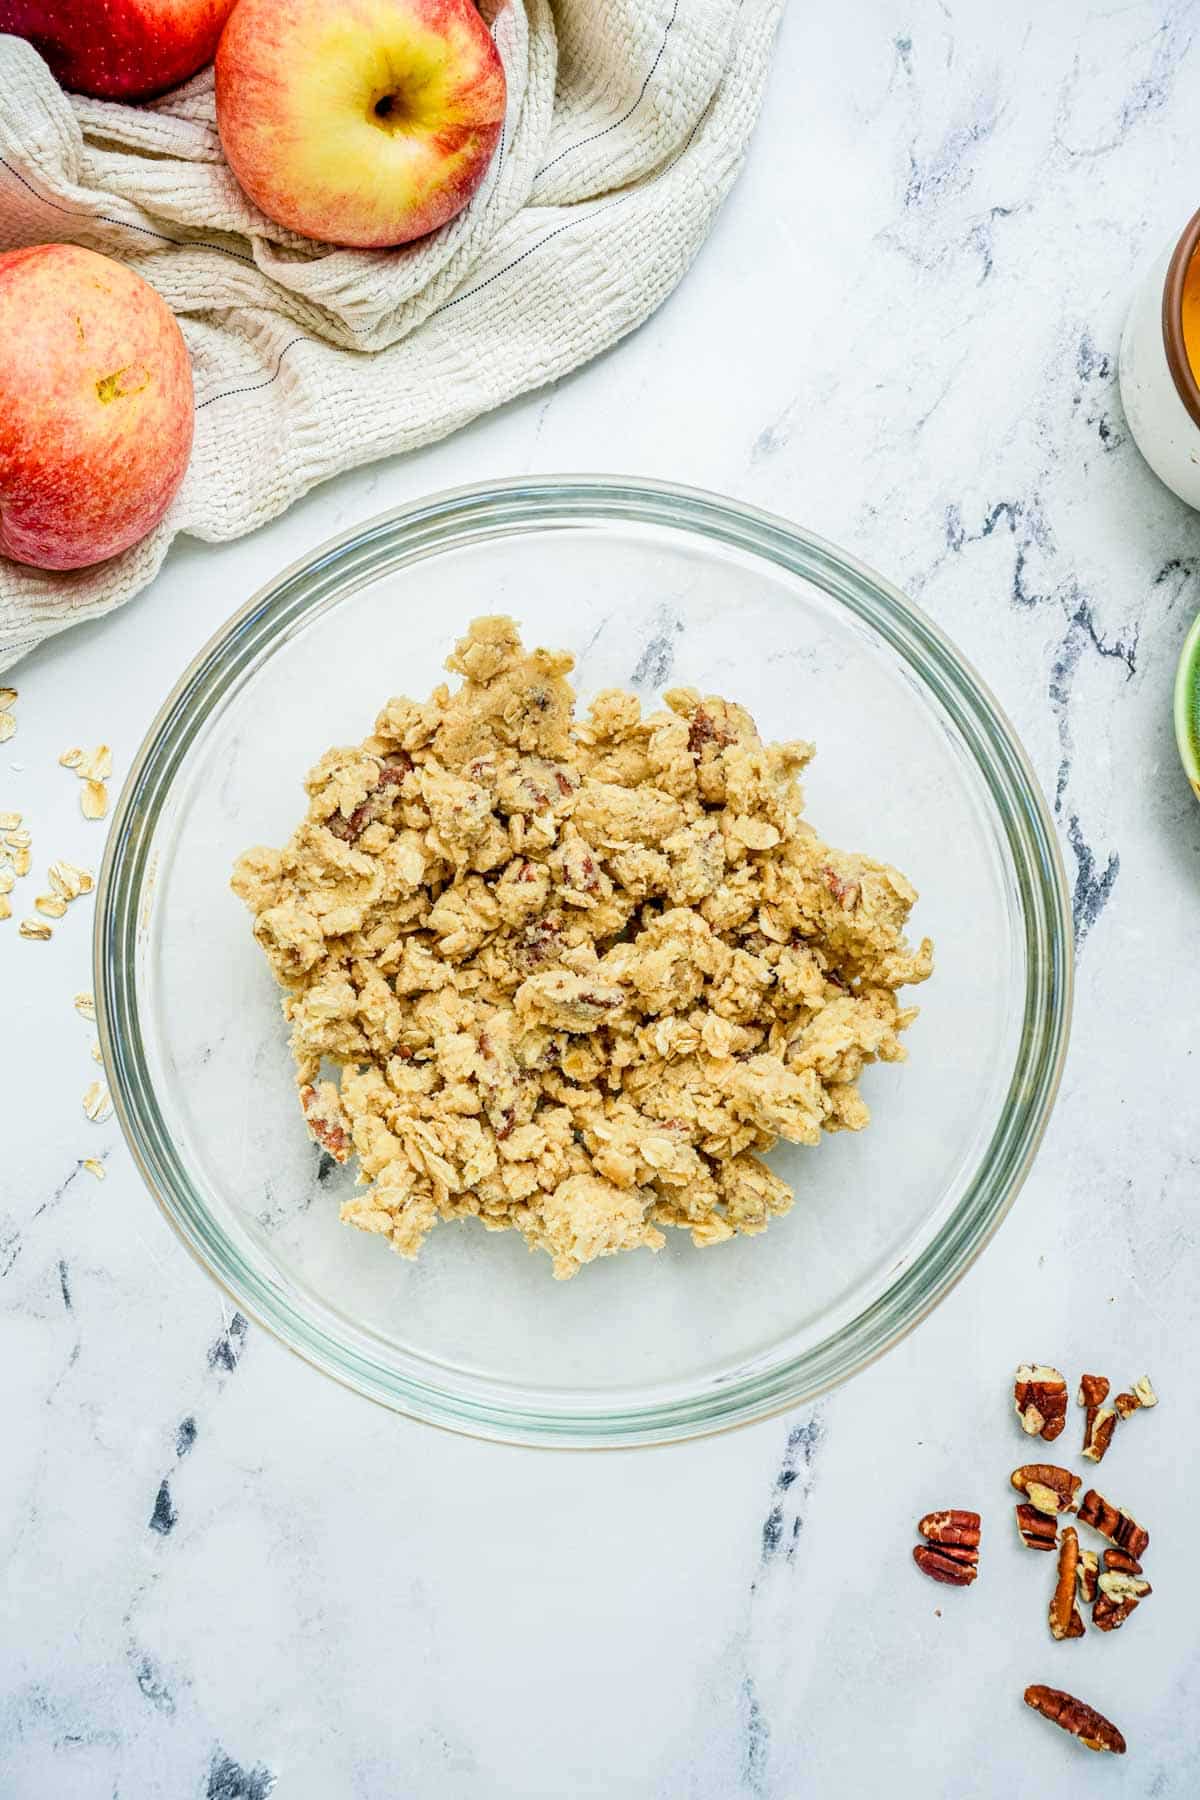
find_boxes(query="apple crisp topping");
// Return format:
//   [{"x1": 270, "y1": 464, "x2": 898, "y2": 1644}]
[{"x1": 232, "y1": 616, "x2": 932, "y2": 1278}]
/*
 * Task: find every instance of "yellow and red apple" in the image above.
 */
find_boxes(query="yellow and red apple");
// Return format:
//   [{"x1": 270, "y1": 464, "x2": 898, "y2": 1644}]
[
  {"x1": 0, "y1": 245, "x2": 194, "y2": 571},
  {"x1": 215, "y1": 0, "x2": 506, "y2": 248},
  {"x1": 0, "y1": 0, "x2": 239, "y2": 99}
]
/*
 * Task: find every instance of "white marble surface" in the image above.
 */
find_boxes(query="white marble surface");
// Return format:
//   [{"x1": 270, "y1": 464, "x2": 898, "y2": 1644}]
[{"x1": 4, "y1": 2, "x2": 1200, "y2": 1794}]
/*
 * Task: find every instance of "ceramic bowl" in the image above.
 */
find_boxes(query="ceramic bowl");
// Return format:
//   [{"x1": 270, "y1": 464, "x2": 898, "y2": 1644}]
[{"x1": 1120, "y1": 205, "x2": 1200, "y2": 509}]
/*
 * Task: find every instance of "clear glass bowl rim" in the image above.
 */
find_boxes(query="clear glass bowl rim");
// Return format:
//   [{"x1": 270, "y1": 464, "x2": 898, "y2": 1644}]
[{"x1": 95, "y1": 475, "x2": 1074, "y2": 1448}]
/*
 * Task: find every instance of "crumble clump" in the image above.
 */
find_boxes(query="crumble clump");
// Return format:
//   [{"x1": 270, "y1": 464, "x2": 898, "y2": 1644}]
[{"x1": 233, "y1": 616, "x2": 932, "y2": 1278}]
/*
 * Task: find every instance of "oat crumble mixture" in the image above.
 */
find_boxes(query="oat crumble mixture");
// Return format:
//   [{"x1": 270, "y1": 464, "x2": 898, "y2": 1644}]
[{"x1": 232, "y1": 617, "x2": 933, "y2": 1279}]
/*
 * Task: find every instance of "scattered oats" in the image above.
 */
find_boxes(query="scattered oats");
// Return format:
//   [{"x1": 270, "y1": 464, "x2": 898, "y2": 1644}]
[
  {"x1": 0, "y1": 810, "x2": 20, "y2": 830},
  {"x1": 19, "y1": 917, "x2": 52, "y2": 940},
  {"x1": 82, "y1": 1080, "x2": 111, "y2": 1122},
  {"x1": 0, "y1": 713, "x2": 15, "y2": 744},
  {"x1": 74, "y1": 991, "x2": 96, "y2": 1020},
  {"x1": 0, "y1": 687, "x2": 16, "y2": 709},
  {"x1": 59, "y1": 748, "x2": 83, "y2": 769},
  {"x1": 81, "y1": 1158, "x2": 106, "y2": 1181},
  {"x1": 81, "y1": 780, "x2": 108, "y2": 821},
  {"x1": 90, "y1": 1040, "x2": 103, "y2": 1063},
  {"x1": 0, "y1": 867, "x2": 13, "y2": 894},
  {"x1": 12, "y1": 847, "x2": 30, "y2": 877},
  {"x1": 35, "y1": 893, "x2": 68, "y2": 919},
  {"x1": 3, "y1": 828, "x2": 30, "y2": 849},
  {"x1": 48, "y1": 859, "x2": 92, "y2": 900},
  {"x1": 78, "y1": 744, "x2": 112, "y2": 782},
  {"x1": 0, "y1": 895, "x2": 10, "y2": 921}
]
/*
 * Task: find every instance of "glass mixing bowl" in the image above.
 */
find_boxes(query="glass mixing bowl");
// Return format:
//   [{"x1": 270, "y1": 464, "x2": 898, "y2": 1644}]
[{"x1": 96, "y1": 478, "x2": 1072, "y2": 1446}]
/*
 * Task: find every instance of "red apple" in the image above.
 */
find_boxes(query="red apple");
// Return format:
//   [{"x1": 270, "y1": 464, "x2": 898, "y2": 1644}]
[
  {"x1": 0, "y1": 0, "x2": 239, "y2": 99},
  {"x1": 215, "y1": 0, "x2": 506, "y2": 248},
  {"x1": 0, "y1": 245, "x2": 194, "y2": 571}
]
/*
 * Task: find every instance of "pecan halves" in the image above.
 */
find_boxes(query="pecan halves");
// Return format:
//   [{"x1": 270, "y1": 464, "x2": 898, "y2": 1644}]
[
  {"x1": 1114, "y1": 1375, "x2": 1158, "y2": 1419},
  {"x1": 1093, "y1": 1569, "x2": 1152, "y2": 1632},
  {"x1": 1015, "y1": 1504, "x2": 1058, "y2": 1551},
  {"x1": 1103, "y1": 1547, "x2": 1144, "y2": 1576},
  {"x1": 913, "y1": 1510, "x2": 981, "y2": 1584},
  {"x1": 1014, "y1": 1364, "x2": 1068, "y2": 1441},
  {"x1": 1077, "y1": 1373, "x2": 1117, "y2": 1462},
  {"x1": 1077, "y1": 1489, "x2": 1150, "y2": 1561},
  {"x1": 1010, "y1": 1464, "x2": 1081, "y2": 1516},
  {"x1": 918, "y1": 1509, "x2": 981, "y2": 1549},
  {"x1": 1049, "y1": 1528, "x2": 1085, "y2": 1640},
  {"x1": 912, "y1": 1544, "x2": 978, "y2": 1586},
  {"x1": 1024, "y1": 1685, "x2": 1126, "y2": 1755}
]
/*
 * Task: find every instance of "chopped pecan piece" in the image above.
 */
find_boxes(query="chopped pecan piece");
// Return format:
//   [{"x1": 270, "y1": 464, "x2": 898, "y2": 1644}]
[
  {"x1": 299, "y1": 1083, "x2": 352, "y2": 1162},
  {"x1": 1049, "y1": 1528, "x2": 1085, "y2": 1640},
  {"x1": 1077, "y1": 1372, "x2": 1109, "y2": 1412},
  {"x1": 1077, "y1": 1550, "x2": 1099, "y2": 1605},
  {"x1": 1082, "y1": 1406, "x2": 1118, "y2": 1463},
  {"x1": 326, "y1": 800, "x2": 372, "y2": 842},
  {"x1": 1093, "y1": 1569, "x2": 1152, "y2": 1631},
  {"x1": 1014, "y1": 1364, "x2": 1068, "y2": 1441},
  {"x1": 1024, "y1": 1685, "x2": 1126, "y2": 1755},
  {"x1": 822, "y1": 866, "x2": 861, "y2": 910},
  {"x1": 494, "y1": 1108, "x2": 516, "y2": 1142},
  {"x1": 1103, "y1": 1547, "x2": 1143, "y2": 1576},
  {"x1": 1077, "y1": 1373, "x2": 1117, "y2": 1461},
  {"x1": 1015, "y1": 1504, "x2": 1058, "y2": 1551},
  {"x1": 686, "y1": 706, "x2": 734, "y2": 759},
  {"x1": 1010, "y1": 1464, "x2": 1081, "y2": 1516},
  {"x1": 378, "y1": 751, "x2": 414, "y2": 784},
  {"x1": 513, "y1": 917, "x2": 564, "y2": 972},
  {"x1": 918, "y1": 1509, "x2": 981, "y2": 1549},
  {"x1": 1077, "y1": 1489, "x2": 1149, "y2": 1561},
  {"x1": 912, "y1": 1543, "x2": 978, "y2": 1586},
  {"x1": 1114, "y1": 1375, "x2": 1158, "y2": 1419}
]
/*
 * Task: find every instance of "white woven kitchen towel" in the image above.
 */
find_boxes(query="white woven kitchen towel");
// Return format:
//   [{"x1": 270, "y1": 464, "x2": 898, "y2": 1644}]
[{"x1": 0, "y1": 0, "x2": 784, "y2": 671}]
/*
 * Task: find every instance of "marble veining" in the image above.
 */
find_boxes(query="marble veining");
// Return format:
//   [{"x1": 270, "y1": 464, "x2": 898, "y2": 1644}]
[
  {"x1": 207, "y1": 1313, "x2": 249, "y2": 1377},
  {"x1": 4, "y1": 2, "x2": 1200, "y2": 1794},
  {"x1": 756, "y1": 1414, "x2": 825, "y2": 1570},
  {"x1": 207, "y1": 1753, "x2": 278, "y2": 1800},
  {"x1": 629, "y1": 607, "x2": 685, "y2": 691}
]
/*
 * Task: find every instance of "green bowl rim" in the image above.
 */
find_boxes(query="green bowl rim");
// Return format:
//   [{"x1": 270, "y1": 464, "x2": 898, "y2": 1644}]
[{"x1": 1174, "y1": 609, "x2": 1200, "y2": 800}]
